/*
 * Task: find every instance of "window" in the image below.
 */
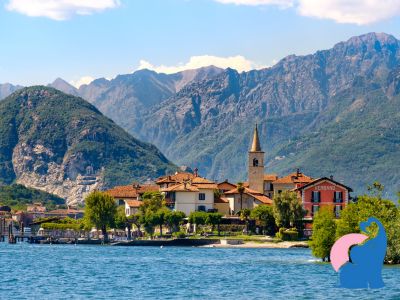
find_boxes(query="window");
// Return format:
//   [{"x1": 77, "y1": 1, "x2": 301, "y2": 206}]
[
  {"x1": 312, "y1": 205, "x2": 319, "y2": 216},
  {"x1": 334, "y1": 192, "x2": 343, "y2": 203},
  {"x1": 198, "y1": 205, "x2": 206, "y2": 212},
  {"x1": 253, "y1": 158, "x2": 259, "y2": 167},
  {"x1": 264, "y1": 182, "x2": 273, "y2": 191},
  {"x1": 199, "y1": 193, "x2": 206, "y2": 201},
  {"x1": 118, "y1": 199, "x2": 125, "y2": 206},
  {"x1": 334, "y1": 205, "x2": 342, "y2": 218},
  {"x1": 311, "y1": 191, "x2": 321, "y2": 203}
]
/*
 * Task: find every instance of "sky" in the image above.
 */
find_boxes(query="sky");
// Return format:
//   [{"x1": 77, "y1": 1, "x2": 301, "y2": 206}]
[{"x1": 1, "y1": 0, "x2": 400, "y2": 87}]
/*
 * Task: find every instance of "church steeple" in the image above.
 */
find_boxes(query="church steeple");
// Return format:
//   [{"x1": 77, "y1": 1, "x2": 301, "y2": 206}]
[
  {"x1": 250, "y1": 124, "x2": 262, "y2": 152},
  {"x1": 248, "y1": 123, "x2": 265, "y2": 194}
]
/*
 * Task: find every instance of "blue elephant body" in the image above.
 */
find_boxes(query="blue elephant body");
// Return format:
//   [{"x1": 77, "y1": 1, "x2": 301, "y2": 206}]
[{"x1": 339, "y1": 217, "x2": 387, "y2": 289}]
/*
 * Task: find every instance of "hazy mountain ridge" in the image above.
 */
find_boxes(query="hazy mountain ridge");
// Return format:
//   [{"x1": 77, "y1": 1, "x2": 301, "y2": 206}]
[{"x1": 0, "y1": 83, "x2": 23, "y2": 100}]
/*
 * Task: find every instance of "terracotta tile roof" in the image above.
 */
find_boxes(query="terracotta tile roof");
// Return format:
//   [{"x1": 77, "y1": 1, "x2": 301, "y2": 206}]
[
  {"x1": 215, "y1": 197, "x2": 229, "y2": 204},
  {"x1": 161, "y1": 183, "x2": 200, "y2": 192},
  {"x1": 191, "y1": 177, "x2": 215, "y2": 184},
  {"x1": 156, "y1": 172, "x2": 195, "y2": 184},
  {"x1": 105, "y1": 185, "x2": 138, "y2": 198},
  {"x1": 273, "y1": 172, "x2": 313, "y2": 184},
  {"x1": 224, "y1": 187, "x2": 273, "y2": 205},
  {"x1": 138, "y1": 184, "x2": 159, "y2": 193},
  {"x1": 224, "y1": 187, "x2": 261, "y2": 195},
  {"x1": 196, "y1": 183, "x2": 218, "y2": 189},
  {"x1": 252, "y1": 194, "x2": 273, "y2": 205},
  {"x1": 124, "y1": 200, "x2": 143, "y2": 208},
  {"x1": 264, "y1": 174, "x2": 278, "y2": 181},
  {"x1": 295, "y1": 177, "x2": 353, "y2": 192},
  {"x1": 217, "y1": 181, "x2": 237, "y2": 190}
]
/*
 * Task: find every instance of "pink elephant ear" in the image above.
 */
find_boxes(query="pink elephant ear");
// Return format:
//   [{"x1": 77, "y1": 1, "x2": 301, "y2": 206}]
[{"x1": 330, "y1": 233, "x2": 369, "y2": 272}]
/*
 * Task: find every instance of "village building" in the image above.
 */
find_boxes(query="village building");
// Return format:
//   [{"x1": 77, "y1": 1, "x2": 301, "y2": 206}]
[
  {"x1": 272, "y1": 170, "x2": 314, "y2": 194},
  {"x1": 124, "y1": 200, "x2": 142, "y2": 217},
  {"x1": 160, "y1": 176, "x2": 218, "y2": 216},
  {"x1": 105, "y1": 183, "x2": 159, "y2": 216},
  {"x1": 296, "y1": 177, "x2": 353, "y2": 235},
  {"x1": 224, "y1": 187, "x2": 272, "y2": 215},
  {"x1": 156, "y1": 172, "x2": 196, "y2": 189},
  {"x1": 217, "y1": 180, "x2": 237, "y2": 194},
  {"x1": 214, "y1": 197, "x2": 230, "y2": 215}
]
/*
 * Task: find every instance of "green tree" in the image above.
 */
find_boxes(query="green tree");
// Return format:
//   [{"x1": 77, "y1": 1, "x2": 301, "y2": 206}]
[
  {"x1": 189, "y1": 211, "x2": 207, "y2": 233},
  {"x1": 206, "y1": 212, "x2": 223, "y2": 235},
  {"x1": 237, "y1": 182, "x2": 245, "y2": 211},
  {"x1": 84, "y1": 191, "x2": 117, "y2": 242},
  {"x1": 165, "y1": 210, "x2": 186, "y2": 233},
  {"x1": 114, "y1": 206, "x2": 132, "y2": 240},
  {"x1": 128, "y1": 212, "x2": 143, "y2": 236},
  {"x1": 309, "y1": 207, "x2": 337, "y2": 262},
  {"x1": 336, "y1": 192, "x2": 400, "y2": 263},
  {"x1": 140, "y1": 192, "x2": 164, "y2": 215},
  {"x1": 238, "y1": 208, "x2": 251, "y2": 234},
  {"x1": 251, "y1": 205, "x2": 276, "y2": 235},
  {"x1": 143, "y1": 211, "x2": 157, "y2": 237},
  {"x1": 367, "y1": 181, "x2": 385, "y2": 199},
  {"x1": 273, "y1": 191, "x2": 305, "y2": 230},
  {"x1": 153, "y1": 207, "x2": 170, "y2": 237}
]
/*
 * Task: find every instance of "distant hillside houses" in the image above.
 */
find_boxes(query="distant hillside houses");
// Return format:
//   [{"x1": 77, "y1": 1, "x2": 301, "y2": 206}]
[{"x1": 105, "y1": 124, "x2": 353, "y2": 232}]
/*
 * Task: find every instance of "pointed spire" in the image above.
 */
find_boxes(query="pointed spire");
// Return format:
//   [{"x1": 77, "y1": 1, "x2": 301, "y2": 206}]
[{"x1": 250, "y1": 123, "x2": 262, "y2": 152}]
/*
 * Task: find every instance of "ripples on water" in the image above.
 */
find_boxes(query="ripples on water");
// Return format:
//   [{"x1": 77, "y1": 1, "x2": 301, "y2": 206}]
[{"x1": 0, "y1": 243, "x2": 399, "y2": 299}]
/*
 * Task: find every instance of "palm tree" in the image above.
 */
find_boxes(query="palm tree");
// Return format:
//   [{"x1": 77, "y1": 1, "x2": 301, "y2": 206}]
[
  {"x1": 238, "y1": 208, "x2": 251, "y2": 235},
  {"x1": 237, "y1": 182, "x2": 245, "y2": 212}
]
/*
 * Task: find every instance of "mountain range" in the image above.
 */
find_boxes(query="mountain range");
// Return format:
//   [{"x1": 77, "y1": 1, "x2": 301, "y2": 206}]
[
  {"x1": 1, "y1": 32, "x2": 399, "y2": 199},
  {"x1": 0, "y1": 87, "x2": 176, "y2": 205}
]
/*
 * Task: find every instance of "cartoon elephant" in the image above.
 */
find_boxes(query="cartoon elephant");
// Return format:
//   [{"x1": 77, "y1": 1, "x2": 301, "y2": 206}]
[{"x1": 339, "y1": 217, "x2": 387, "y2": 289}]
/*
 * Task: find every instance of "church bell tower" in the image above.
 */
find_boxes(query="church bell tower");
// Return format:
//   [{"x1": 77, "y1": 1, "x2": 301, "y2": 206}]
[{"x1": 248, "y1": 124, "x2": 265, "y2": 194}]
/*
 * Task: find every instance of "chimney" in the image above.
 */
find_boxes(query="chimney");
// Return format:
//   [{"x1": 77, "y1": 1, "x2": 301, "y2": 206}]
[
  {"x1": 296, "y1": 168, "x2": 301, "y2": 177},
  {"x1": 330, "y1": 175, "x2": 334, "y2": 180},
  {"x1": 194, "y1": 168, "x2": 198, "y2": 177}
]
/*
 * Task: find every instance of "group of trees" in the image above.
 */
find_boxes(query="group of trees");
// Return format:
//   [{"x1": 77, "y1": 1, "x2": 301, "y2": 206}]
[
  {"x1": 218, "y1": 189, "x2": 304, "y2": 237},
  {"x1": 310, "y1": 183, "x2": 400, "y2": 264},
  {"x1": 188, "y1": 211, "x2": 223, "y2": 235},
  {"x1": 84, "y1": 191, "x2": 187, "y2": 241}
]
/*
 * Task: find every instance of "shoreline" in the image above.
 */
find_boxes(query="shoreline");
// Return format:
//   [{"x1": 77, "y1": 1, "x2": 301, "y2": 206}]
[{"x1": 201, "y1": 241, "x2": 309, "y2": 249}]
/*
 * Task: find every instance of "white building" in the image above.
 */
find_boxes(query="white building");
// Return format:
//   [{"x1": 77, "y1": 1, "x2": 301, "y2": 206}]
[{"x1": 160, "y1": 177, "x2": 217, "y2": 216}]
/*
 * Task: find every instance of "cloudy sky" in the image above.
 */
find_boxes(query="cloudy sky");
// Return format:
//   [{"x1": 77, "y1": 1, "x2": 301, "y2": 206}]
[{"x1": 1, "y1": 0, "x2": 400, "y2": 87}]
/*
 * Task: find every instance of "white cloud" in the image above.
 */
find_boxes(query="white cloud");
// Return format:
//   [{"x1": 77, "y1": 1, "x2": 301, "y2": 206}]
[
  {"x1": 70, "y1": 76, "x2": 95, "y2": 88},
  {"x1": 214, "y1": 0, "x2": 294, "y2": 8},
  {"x1": 213, "y1": 0, "x2": 400, "y2": 25},
  {"x1": 297, "y1": 0, "x2": 400, "y2": 25},
  {"x1": 6, "y1": 0, "x2": 120, "y2": 20},
  {"x1": 136, "y1": 55, "x2": 265, "y2": 74}
]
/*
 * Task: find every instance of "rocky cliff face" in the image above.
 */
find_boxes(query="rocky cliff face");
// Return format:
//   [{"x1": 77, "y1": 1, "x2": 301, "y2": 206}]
[
  {"x1": 12, "y1": 143, "x2": 103, "y2": 206},
  {"x1": 0, "y1": 87, "x2": 176, "y2": 205}
]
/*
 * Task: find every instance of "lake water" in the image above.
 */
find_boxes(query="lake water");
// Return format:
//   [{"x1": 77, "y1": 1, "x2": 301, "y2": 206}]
[{"x1": 1, "y1": 242, "x2": 400, "y2": 299}]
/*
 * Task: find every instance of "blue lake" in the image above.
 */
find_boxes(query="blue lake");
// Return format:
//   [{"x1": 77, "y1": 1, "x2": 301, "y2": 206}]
[{"x1": 0, "y1": 243, "x2": 399, "y2": 299}]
